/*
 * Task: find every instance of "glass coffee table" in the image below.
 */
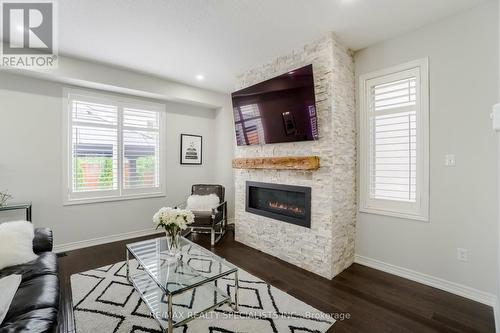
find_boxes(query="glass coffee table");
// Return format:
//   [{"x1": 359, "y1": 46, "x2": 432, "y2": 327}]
[{"x1": 126, "y1": 236, "x2": 239, "y2": 333}]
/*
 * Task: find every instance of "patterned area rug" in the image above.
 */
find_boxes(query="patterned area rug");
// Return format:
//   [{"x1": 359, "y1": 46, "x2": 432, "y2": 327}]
[{"x1": 71, "y1": 259, "x2": 334, "y2": 333}]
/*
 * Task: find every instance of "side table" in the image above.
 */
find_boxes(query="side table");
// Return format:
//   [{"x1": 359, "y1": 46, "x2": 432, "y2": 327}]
[{"x1": 0, "y1": 202, "x2": 32, "y2": 221}]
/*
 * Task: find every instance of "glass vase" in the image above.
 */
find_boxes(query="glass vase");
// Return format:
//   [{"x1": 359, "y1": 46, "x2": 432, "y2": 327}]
[{"x1": 165, "y1": 231, "x2": 181, "y2": 260}]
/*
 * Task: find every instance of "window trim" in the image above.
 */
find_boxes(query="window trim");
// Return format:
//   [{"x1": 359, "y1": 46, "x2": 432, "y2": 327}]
[
  {"x1": 359, "y1": 58, "x2": 429, "y2": 222},
  {"x1": 62, "y1": 88, "x2": 167, "y2": 206}
]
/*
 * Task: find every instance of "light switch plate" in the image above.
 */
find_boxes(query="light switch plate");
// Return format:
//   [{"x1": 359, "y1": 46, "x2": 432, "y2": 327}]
[
  {"x1": 445, "y1": 154, "x2": 455, "y2": 167},
  {"x1": 457, "y1": 248, "x2": 468, "y2": 262},
  {"x1": 492, "y1": 103, "x2": 500, "y2": 131}
]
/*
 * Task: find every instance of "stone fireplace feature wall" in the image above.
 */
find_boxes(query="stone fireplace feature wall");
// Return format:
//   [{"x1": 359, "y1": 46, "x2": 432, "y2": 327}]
[{"x1": 234, "y1": 33, "x2": 356, "y2": 279}]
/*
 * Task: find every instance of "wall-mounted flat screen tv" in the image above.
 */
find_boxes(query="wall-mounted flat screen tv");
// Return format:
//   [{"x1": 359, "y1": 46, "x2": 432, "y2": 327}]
[{"x1": 231, "y1": 64, "x2": 318, "y2": 146}]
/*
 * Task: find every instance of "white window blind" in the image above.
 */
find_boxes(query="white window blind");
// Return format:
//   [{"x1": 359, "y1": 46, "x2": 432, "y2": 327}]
[
  {"x1": 360, "y1": 59, "x2": 429, "y2": 221},
  {"x1": 64, "y1": 90, "x2": 166, "y2": 204}
]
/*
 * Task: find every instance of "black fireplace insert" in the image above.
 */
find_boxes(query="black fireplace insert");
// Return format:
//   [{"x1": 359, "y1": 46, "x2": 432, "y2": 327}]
[{"x1": 246, "y1": 181, "x2": 311, "y2": 228}]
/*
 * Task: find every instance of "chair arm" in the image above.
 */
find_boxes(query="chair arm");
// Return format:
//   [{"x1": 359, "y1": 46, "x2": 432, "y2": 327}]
[
  {"x1": 211, "y1": 201, "x2": 227, "y2": 217},
  {"x1": 33, "y1": 228, "x2": 53, "y2": 254}
]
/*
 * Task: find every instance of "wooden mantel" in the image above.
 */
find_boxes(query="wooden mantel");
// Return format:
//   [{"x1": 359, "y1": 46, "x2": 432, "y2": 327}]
[{"x1": 232, "y1": 156, "x2": 320, "y2": 171}]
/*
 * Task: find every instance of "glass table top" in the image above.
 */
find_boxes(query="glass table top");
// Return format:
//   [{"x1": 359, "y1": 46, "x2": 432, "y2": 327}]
[
  {"x1": 0, "y1": 202, "x2": 31, "y2": 211},
  {"x1": 127, "y1": 236, "x2": 237, "y2": 296}
]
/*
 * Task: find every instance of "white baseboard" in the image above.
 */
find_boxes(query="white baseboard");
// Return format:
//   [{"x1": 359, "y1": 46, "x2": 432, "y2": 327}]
[
  {"x1": 53, "y1": 228, "x2": 162, "y2": 253},
  {"x1": 354, "y1": 254, "x2": 497, "y2": 307},
  {"x1": 494, "y1": 297, "x2": 500, "y2": 333}
]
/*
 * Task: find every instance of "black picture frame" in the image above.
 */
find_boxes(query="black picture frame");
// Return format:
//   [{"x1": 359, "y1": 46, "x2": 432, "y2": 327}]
[{"x1": 180, "y1": 134, "x2": 203, "y2": 165}]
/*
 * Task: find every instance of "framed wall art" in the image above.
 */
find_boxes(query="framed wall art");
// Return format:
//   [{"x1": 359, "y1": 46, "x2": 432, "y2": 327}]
[{"x1": 180, "y1": 134, "x2": 202, "y2": 165}]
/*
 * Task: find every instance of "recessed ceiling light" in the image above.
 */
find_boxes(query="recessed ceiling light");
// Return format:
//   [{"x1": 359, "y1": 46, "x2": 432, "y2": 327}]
[{"x1": 196, "y1": 74, "x2": 204, "y2": 81}]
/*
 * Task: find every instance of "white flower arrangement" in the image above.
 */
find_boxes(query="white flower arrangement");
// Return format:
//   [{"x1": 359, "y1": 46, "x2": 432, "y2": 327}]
[
  {"x1": 153, "y1": 207, "x2": 195, "y2": 235},
  {"x1": 0, "y1": 190, "x2": 12, "y2": 207}
]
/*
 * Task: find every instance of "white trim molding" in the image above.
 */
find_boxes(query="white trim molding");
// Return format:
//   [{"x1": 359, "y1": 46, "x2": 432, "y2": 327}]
[
  {"x1": 355, "y1": 254, "x2": 497, "y2": 307},
  {"x1": 494, "y1": 297, "x2": 499, "y2": 333},
  {"x1": 359, "y1": 58, "x2": 430, "y2": 222},
  {"x1": 53, "y1": 228, "x2": 162, "y2": 253},
  {"x1": 62, "y1": 87, "x2": 167, "y2": 206}
]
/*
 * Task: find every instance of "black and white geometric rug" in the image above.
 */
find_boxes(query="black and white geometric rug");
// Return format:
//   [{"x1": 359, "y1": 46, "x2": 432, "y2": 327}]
[{"x1": 71, "y1": 260, "x2": 335, "y2": 333}]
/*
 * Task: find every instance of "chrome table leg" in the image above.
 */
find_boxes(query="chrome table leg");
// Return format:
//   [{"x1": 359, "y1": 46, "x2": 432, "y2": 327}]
[
  {"x1": 234, "y1": 270, "x2": 239, "y2": 311},
  {"x1": 126, "y1": 249, "x2": 130, "y2": 282},
  {"x1": 167, "y1": 294, "x2": 173, "y2": 333}
]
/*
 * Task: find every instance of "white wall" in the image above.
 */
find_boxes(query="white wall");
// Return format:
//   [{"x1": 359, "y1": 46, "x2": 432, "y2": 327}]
[
  {"x1": 0, "y1": 72, "x2": 221, "y2": 247},
  {"x1": 1, "y1": 53, "x2": 236, "y2": 218},
  {"x1": 214, "y1": 104, "x2": 236, "y2": 218},
  {"x1": 2, "y1": 55, "x2": 228, "y2": 108},
  {"x1": 165, "y1": 104, "x2": 217, "y2": 205},
  {"x1": 355, "y1": 0, "x2": 498, "y2": 295},
  {"x1": 497, "y1": 0, "x2": 500, "y2": 328}
]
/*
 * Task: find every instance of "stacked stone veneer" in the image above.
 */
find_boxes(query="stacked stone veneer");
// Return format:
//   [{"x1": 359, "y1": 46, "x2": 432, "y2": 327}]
[{"x1": 234, "y1": 34, "x2": 356, "y2": 279}]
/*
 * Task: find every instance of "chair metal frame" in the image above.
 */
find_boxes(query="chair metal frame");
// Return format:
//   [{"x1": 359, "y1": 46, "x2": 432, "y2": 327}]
[{"x1": 176, "y1": 185, "x2": 227, "y2": 246}]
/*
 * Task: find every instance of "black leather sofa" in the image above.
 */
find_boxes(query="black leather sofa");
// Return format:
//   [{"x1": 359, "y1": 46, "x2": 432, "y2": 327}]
[{"x1": 0, "y1": 228, "x2": 59, "y2": 333}]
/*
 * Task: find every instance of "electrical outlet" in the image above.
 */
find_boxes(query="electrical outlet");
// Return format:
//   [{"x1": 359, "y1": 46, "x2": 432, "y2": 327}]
[
  {"x1": 445, "y1": 154, "x2": 456, "y2": 167},
  {"x1": 457, "y1": 248, "x2": 468, "y2": 262}
]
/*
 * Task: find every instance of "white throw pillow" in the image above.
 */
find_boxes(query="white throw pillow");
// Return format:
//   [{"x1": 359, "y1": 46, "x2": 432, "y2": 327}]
[
  {"x1": 186, "y1": 194, "x2": 220, "y2": 212},
  {"x1": 0, "y1": 274, "x2": 21, "y2": 325},
  {"x1": 0, "y1": 221, "x2": 37, "y2": 270}
]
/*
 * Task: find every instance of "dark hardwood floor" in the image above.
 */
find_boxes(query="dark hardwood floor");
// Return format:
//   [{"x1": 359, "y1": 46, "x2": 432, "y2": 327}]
[{"x1": 58, "y1": 232, "x2": 495, "y2": 333}]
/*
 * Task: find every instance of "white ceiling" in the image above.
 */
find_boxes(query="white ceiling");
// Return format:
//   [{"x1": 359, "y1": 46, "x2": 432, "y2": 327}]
[{"x1": 58, "y1": 0, "x2": 489, "y2": 92}]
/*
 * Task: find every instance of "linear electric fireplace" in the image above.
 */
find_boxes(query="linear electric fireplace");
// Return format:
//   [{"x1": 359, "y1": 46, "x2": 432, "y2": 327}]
[{"x1": 246, "y1": 181, "x2": 311, "y2": 228}]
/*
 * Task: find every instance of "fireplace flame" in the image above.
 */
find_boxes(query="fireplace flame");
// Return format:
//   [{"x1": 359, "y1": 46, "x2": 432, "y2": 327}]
[{"x1": 268, "y1": 201, "x2": 305, "y2": 214}]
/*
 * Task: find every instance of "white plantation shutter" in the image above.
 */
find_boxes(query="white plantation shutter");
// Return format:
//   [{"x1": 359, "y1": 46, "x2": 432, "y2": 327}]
[
  {"x1": 122, "y1": 108, "x2": 161, "y2": 191},
  {"x1": 64, "y1": 90, "x2": 165, "y2": 204},
  {"x1": 70, "y1": 100, "x2": 118, "y2": 196},
  {"x1": 360, "y1": 59, "x2": 429, "y2": 221},
  {"x1": 370, "y1": 78, "x2": 417, "y2": 202}
]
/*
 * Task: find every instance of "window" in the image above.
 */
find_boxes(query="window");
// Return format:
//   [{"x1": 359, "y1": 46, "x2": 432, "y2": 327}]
[
  {"x1": 63, "y1": 89, "x2": 166, "y2": 205},
  {"x1": 359, "y1": 58, "x2": 429, "y2": 221}
]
